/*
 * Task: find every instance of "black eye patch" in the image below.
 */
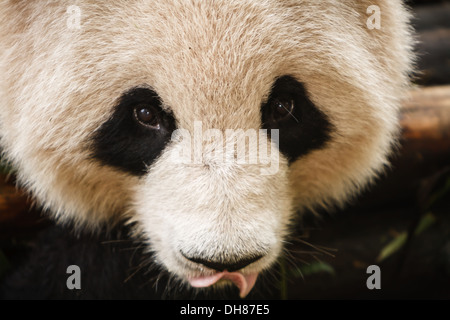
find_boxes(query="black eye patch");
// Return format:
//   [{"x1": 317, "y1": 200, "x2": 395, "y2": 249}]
[
  {"x1": 91, "y1": 87, "x2": 176, "y2": 176},
  {"x1": 261, "y1": 76, "x2": 333, "y2": 163}
]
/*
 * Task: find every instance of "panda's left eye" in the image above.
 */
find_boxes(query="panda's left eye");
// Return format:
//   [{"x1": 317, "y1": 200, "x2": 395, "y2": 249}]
[
  {"x1": 261, "y1": 75, "x2": 332, "y2": 164},
  {"x1": 134, "y1": 105, "x2": 160, "y2": 129},
  {"x1": 269, "y1": 98, "x2": 295, "y2": 122},
  {"x1": 93, "y1": 87, "x2": 177, "y2": 176}
]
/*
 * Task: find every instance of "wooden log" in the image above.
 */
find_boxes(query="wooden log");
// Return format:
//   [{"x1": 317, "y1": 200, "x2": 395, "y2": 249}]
[
  {"x1": 411, "y1": 3, "x2": 450, "y2": 85},
  {"x1": 412, "y1": 3, "x2": 450, "y2": 32},
  {"x1": 401, "y1": 85, "x2": 450, "y2": 154},
  {"x1": 0, "y1": 177, "x2": 30, "y2": 224},
  {"x1": 0, "y1": 86, "x2": 450, "y2": 226},
  {"x1": 0, "y1": 176, "x2": 47, "y2": 239},
  {"x1": 348, "y1": 85, "x2": 450, "y2": 208},
  {"x1": 414, "y1": 29, "x2": 450, "y2": 86}
]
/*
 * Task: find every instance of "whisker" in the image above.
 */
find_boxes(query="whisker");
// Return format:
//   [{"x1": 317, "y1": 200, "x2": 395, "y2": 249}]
[
  {"x1": 294, "y1": 238, "x2": 336, "y2": 258},
  {"x1": 100, "y1": 239, "x2": 133, "y2": 244},
  {"x1": 282, "y1": 101, "x2": 300, "y2": 123},
  {"x1": 124, "y1": 261, "x2": 148, "y2": 284}
]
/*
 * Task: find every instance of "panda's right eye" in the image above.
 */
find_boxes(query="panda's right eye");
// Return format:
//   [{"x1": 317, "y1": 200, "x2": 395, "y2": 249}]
[
  {"x1": 92, "y1": 86, "x2": 177, "y2": 176},
  {"x1": 134, "y1": 105, "x2": 160, "y2": 129},
  {"x1": 261, "y1": 76, "x2": 333, "y2": 164}
]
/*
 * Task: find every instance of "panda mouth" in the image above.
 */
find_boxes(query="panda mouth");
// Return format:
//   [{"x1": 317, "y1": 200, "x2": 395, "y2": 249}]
[{"x1": 188, "y1": 271, "x2": 259, "y2": 298}]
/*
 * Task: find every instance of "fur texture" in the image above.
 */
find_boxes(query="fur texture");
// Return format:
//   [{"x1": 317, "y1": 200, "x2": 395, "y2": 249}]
[{"x1": 0, "y1": 0, "x2": 414, "y2": 296}]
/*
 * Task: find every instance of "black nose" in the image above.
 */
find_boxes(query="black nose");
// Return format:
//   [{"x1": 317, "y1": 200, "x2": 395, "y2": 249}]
[{"x1": 182, "y1": 253, "x2": 264, "y2": 272}]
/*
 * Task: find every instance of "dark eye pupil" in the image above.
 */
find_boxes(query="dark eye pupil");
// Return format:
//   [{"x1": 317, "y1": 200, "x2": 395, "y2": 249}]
[
  {"x1": 134, "y1": 105, "x2": 159, "y2": 128},
  {"x1": 138, "y1": 108, "x2": 153, "y2": 122},
  {"x1": 272, "y1": 99, "x2": 294, "y2": 119}
]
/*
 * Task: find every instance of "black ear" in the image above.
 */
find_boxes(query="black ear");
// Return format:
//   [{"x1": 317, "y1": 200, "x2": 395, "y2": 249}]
[
  {"x1": 91, "y1": 87, "x2": 177, "y2": 176},
  {"x1": 261, "y1": 76, "x2": 333, "y2": 163}
]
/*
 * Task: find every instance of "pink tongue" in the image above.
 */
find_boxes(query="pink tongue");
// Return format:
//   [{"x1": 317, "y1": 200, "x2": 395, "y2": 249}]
[{"x1": 188, "y1": 272, "x2": 258, "y2": 298}]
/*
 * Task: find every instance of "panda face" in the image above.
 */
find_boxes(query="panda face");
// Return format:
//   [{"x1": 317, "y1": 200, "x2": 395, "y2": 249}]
[
  {"x1": 0, "y1": 1, "x2": 413, "y2": 296},
  {"x1": 89, "y1": 75, "x2": 333, "y2": 295}
]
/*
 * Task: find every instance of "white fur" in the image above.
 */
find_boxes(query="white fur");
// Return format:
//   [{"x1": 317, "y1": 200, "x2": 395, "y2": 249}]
[{"x1": 0, "y1": 0, "x2": 414, "y2": 288}]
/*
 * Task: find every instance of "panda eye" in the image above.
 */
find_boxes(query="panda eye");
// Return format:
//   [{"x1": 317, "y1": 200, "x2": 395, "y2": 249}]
[
  {"x1": 261, "y1": 76, "x2": 332, "y2": 163},
  {"x1": 268, "y1": 98, "x2": 295, "y2": 122},
  {"x1": 134, "y1": 105, "x2": 160, "y2": 129},
  {"x1": 93, "y1": 87, "x2": 177, "y2": 176}
]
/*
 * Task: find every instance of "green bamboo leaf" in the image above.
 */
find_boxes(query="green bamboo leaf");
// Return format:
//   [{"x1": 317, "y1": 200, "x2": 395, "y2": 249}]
[
  {"x1": 290, "y1": 261, "x2": 335, "y2": 278},
  {"x1": 414, "y1": 212, "x2": 437, "y2": 235},
  {"x1": 376, "y1": 232, "x2": 408, "y2": 263},
  {"x1": 376, "y1": 212, "x2": 437, "y2": 262}
]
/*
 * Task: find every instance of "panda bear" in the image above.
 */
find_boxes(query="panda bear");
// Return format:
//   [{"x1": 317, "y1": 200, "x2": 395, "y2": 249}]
[{"x1": 0, "y1": 0, "x2": 414, "y2": 299}]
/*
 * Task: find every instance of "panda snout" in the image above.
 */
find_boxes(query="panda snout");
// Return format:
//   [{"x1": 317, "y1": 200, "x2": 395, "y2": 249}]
[
  {"x1": 181, "y1": 252, "x2": 264, "y2": 272},
  {"x1": 136, "y1": 144, "x2": 291, "y2": 297}
]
